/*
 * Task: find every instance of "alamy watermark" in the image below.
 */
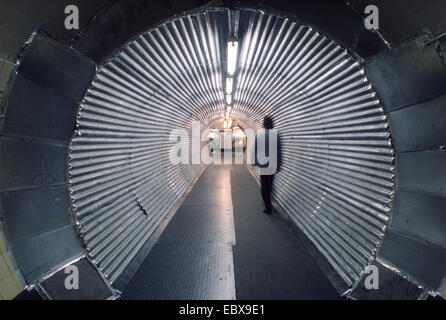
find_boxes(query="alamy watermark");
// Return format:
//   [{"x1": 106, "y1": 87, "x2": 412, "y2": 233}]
[
  {"x1": 64, "y1": 265, "x2": 79, "y2": 290},
  {"x1": 64, "y1": 5, "x2": 79, "y2": 30},
  {"x1": 364, "y1": 265, "x2": 379, "y2": 290},
  {"x1": 169, "y1": 121, "x2": 278, "y2": 175},
  {"x1": 64, "y1": 4, "x2": 380, "y2": 33},
  {"x1": 364, "y1": 5, "x2": 379, "y2": 30}
]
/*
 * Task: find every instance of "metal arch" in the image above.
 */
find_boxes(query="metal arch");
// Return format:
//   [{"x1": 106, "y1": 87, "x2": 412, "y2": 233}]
[{"x1": 69, "y1": 8, "x2": 394, "y2": 290}]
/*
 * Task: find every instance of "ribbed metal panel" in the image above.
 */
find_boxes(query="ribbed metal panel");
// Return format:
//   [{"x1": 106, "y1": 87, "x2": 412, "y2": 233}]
[
  {"x1": 69, "y1": 8, "x2": 394, "y2": 290},
  {"x1": 68, "y1": 9, "x2": 230, "y2": 283},
  {"x1": 234, "y1": 10, "x2": 395, "y2": 288}
]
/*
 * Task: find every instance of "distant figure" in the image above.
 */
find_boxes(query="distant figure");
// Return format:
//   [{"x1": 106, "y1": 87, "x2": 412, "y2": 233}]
[{"x1": 255, "y1": 116, "x2": 281, "y2": 215}]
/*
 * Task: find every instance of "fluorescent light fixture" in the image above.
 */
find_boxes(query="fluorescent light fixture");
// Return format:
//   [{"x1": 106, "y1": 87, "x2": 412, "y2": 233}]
[
  {"x1": 227, "y1": 41, "x2": 238, "y2": 75},
  {"x1": 226, "y1": 77, "x2": 233, "y2": 95},
  {"x1": 226, "y1": 106, "x2": 232, "y2": 113},
  {"x1": 226, "y1": 94, "x2": 232, "y2": 105}
]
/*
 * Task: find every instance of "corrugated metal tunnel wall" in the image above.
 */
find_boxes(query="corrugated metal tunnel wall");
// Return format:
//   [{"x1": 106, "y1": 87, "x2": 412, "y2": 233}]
[
  {"x1": 70, "y1": 8, "x2": 394, "y2": 292},
  {"x1": 0, "y1": 0, "x2": 445, "y2": 300}
]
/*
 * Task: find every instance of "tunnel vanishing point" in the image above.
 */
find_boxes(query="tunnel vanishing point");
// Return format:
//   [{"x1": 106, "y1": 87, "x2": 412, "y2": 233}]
[{"x1": 0, "y1": 0, "x2": 445, "y2": 300}]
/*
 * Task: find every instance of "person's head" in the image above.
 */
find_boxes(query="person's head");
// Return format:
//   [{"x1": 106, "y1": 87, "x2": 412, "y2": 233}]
[{"x1": 263, "y1": 116, "x2": 273, "y2": 129}]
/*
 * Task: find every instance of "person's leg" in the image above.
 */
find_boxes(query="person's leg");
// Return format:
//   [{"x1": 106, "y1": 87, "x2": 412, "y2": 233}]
[
  {"x1": 260, "y1": 175, "x2": 267, "y2": 203},
  {"x1": 260, "y1": 175, "x2": 268, "y2": 210},
  {"x1": 261, "y1": 175, "x2": 273, "y2": 214},
  {"x1": 266, "y1": 175, "x2": 273, "y2": 213}
]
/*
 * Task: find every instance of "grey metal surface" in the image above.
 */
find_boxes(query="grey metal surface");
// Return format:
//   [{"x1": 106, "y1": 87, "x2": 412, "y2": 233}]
[
  {"x1": 69, "y1": 8, "x2": 394, "y2": 294},
  {"x1": 0, "y1": 0, "x2": 111, "y2": 61},
  {"x1": 41, "y1": 257, "x2": 113, "y2": 300},
  {"x1": 72, "y1": 0, "x2": 367, "y2": 64},
  {"x1": 0, "y1": 32, "x2": 95, "y2": 144},
  {"x1": 366, "y1": 34, "x2": 446, "y2": 112},
  {"x1": 353, "y1": 28, "x2": 388, "y2": 60},
  {"x1": 364, "y1": 32, "x2": 446, "y2": 294},
  {"x1": 378, "y1": 230, "x2": 446, "y2": 289},
  {"x1": 183, "y1": 187, "x2": 233, "y2": 206},
  {"x1": 0, "y1": 31, "x2": 95, "y2": 286},
  {"x1": 349, "y1": 0, "x2": 446, "y2": 46},
  {"x1": 1, "y1": 186, "x2": 72, "y2": 244},
  {"x1": 0, "y1": 137, "x2": 67, "y2": 192},
  {"x1": 73, "y1": 0, "x2": 212, "y2": 63},
  {"x1": 397, "y1": 150, "x2": 446, "y2": 197},
  {"x1": 0, "y1": 75, "x2": 79, "y2": 141},
  {"x1": 121, "y1": 244, "x2": 235, "y2": 300},
  {"x1": 390, "y1": 190, "x2": 446, "y2": 250},
  {"x1": 350, "y1": 260, "x2": 424, "y2": 300},
  {"x1": 121, "y1": 166, "x2": 236, "y2": 300},
  {"x1": 157, "y1": 205, "x2": 235, "y2": 246},
  {"x1": 388, "y1": 93, "x2": 446, "y2": 152},
  {"x1": 9, "y1": 225, "x2": 82, "y2": 283},
  {"x1": 17, "y1": 32, "x2": 96, "y2": 100}
]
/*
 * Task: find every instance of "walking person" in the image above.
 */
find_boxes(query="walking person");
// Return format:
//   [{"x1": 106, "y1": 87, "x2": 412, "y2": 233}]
[{"x1": 255, "y1": 116, "x2": 281, "y2": 215}]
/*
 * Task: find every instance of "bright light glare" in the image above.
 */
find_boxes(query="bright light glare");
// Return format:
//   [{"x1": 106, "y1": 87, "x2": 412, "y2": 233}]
[
  {"x1": 226, "y1": 77, "x2": 233, "y2": 95},
  {"x1": 227, "y1": 41, "x2": 238, "y2": 75},
  {"x1": 208, "y1": 130, "x2": 219, "y2": 139},
  {"x1": 233, "y1": 127, "x2": 245, "y2": 138},
  {"x1": 226, "y1": 94, "x2": 232, "y2": 105}
]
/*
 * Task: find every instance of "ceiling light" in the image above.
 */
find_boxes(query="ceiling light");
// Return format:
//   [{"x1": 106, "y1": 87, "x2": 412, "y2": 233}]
[
  {"x1": 226, "y1": 77, "x2": 233, "y2": 95},
  {"x1": 226, "y1": 94, "x2": 232, "y2": 105},
  {"x1": 227, "y1": 41, "x2": 239, "y2": 75}
]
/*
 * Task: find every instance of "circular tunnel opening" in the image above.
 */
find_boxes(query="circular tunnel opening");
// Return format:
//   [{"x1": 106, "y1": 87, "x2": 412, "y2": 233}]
[
  {"x1": 68, "y1": 7, "x2": 394, "y2": 292},
  {"x1": 2, "y1": 1, "x2": 445, "y2": 301}
]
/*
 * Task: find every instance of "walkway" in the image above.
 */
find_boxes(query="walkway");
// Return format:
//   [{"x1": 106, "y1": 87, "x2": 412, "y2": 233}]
[{"x1": 121, "y1": 164, "x2": 338, "y2": 299}]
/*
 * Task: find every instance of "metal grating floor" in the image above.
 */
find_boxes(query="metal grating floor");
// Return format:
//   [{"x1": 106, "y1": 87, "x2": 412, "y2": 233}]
[
  {"x1": 120, "y1": 164, "x2": 339, "y2": 300},
  {"x1": 119, "y1": 244, "x2": 235, "y2": 300},
  {"x1": 120, "y1": 165, "x2": 236, "y2": 300},
  {"x1": 157, "y1": 206, "x2": 235, "y2": 246}
]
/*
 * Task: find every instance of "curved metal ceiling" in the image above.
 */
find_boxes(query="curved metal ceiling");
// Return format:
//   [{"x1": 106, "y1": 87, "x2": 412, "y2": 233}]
[{"x1": 68, "y1": 8, "x2": 394, "y2": 290}]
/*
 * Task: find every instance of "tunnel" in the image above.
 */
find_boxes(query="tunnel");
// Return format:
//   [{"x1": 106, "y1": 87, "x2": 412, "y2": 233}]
[{"x1": 0, "y1": 0, "x2": 445, "y2": 300}]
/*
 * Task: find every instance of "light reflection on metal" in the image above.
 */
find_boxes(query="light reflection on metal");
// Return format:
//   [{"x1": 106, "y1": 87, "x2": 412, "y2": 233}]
[{"x1": 69, "y1": 8, "x2": 394, "y2": 290}]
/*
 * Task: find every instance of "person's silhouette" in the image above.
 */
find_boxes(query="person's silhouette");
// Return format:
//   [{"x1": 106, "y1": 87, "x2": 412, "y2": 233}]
[{"x1": 255, "y1": 116, "x2": 281, "y2": 215}]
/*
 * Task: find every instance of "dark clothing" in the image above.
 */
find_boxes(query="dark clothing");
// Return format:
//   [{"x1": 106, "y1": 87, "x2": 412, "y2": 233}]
[
  {"x1": 255, "y1": 130, "x2": 281, "y2": 213},
  {"x1": 260, "y1": 174, "x2": 274, "y2": 213},
  {"x1": 254, "y1": 130, "x2": 282, "y2": 173},
  {"x1": 255, "y1": 129, "x2": 282, "y2": 213}
]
